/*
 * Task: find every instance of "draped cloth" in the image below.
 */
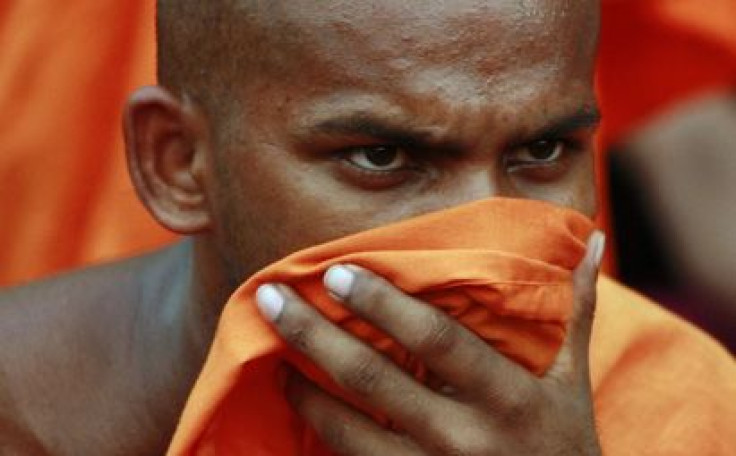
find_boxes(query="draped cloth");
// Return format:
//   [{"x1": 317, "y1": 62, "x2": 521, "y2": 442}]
[
  {"x1": 167, "y1": 198, "x2": 736, "y2": 455},
  {"x1": 0, "y1": 0, "x2": 174, "y2": 286},
  {"x1": 598, "y1": 0, "x2": 736, "y2": 149}
]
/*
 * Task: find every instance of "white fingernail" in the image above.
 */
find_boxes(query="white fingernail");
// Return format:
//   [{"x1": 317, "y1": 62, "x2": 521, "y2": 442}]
[
  {"x1": 590, "y1": 231, "x2": 606, "y2": 267},
  {"x1": 256, "y1": 284, "x2": 285, "y2": 321},
  {"x1": 324, "y1": 265, "x2": 356, "y2": 300}
]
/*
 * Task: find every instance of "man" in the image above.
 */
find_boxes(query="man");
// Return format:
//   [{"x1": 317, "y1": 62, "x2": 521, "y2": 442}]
[{"x1": 0, "y1": 1, "x2": 733, "y2": 455}]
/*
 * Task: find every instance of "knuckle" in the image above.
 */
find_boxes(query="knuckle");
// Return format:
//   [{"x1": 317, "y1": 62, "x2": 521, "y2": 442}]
[
  {"x1": 413, "y1": 310, "x2": 458, "y2": 356},
  {"x1": 281, "y1": 310, "x2": 319, "y2": 353},
  {"x1": 428, "y1": 422, "x2": 496, "y2": 456},
  {"x1": 573, "y1": 270, "x2": 597, "y2": 304},
  {"x1": 340, "y1": 350, "x2": 385, "y2": 397},
  {"x1": 499, "y1": 390, "x2": 540, "y2": 429},
  {"x1": 575, "y1": 287, "x2": 597, "y2": 324},
  {"x1": 577, "y1": 283, "x2": 596, "y2": 307},
  {"x1": 318, "y1": 415, "x2": 352, "y2": 454},
  {"x1": 483, "y1": 379, "x2": 540, "y2": 427},
  {"x1": 350, "y1": 273, "x2": 392, "y2": 311}
]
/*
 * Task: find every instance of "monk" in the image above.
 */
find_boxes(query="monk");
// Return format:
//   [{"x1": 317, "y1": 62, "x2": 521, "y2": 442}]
[{"x1": 0, "y1": 1, "x2": 733, "y2": 455}]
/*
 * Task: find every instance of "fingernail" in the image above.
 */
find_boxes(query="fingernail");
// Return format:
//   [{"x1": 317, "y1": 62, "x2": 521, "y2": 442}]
[
  {"x1": 324, "y1": 265, "x2": 356, "y2": 300},
  {"x1": 256, "y1": 284, "x2": 285, "y2": 322},
  {"x1": 589, "y1": 231, "x2": 606, "y2": 267}
]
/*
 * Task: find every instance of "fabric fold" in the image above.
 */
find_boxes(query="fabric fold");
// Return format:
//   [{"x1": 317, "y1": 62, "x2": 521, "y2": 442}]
[{"x1": 168, "y1": 197, "x2": 595, "y2": 455}]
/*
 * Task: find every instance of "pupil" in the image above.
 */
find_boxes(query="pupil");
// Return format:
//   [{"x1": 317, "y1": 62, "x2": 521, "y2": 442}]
[
  {"x1": 529, "y1": 140, "x2": 556, "y2": 160},
  {"x1": 366, "y1": 147, "x2": 398, "y2": 166}
]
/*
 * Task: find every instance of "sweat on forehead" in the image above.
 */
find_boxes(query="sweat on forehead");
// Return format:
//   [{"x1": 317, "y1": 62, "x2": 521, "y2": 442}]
[{"x1": 156, "y1": 0, "x2": 597, "y2": 120}]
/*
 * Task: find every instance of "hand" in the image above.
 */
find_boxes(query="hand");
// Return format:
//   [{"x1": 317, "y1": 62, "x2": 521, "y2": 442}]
[{"x1": 255, "y1": 232, "x2": 605, "y2": 455}]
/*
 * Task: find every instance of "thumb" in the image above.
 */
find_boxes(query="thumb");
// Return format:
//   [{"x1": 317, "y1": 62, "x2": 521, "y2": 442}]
[{"x1": 547, "y1": 230, "x2": 605, "y2": 382}]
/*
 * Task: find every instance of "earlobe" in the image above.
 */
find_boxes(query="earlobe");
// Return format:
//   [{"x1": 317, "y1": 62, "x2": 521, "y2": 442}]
[{"x1": 123, "y1": 86, "x2": 212, "y2": 234}]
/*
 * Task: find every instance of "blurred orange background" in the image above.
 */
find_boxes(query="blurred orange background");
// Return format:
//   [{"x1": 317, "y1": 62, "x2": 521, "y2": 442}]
[{"x1": 1, "y1": 0, "x2": 734, "y2": 347}]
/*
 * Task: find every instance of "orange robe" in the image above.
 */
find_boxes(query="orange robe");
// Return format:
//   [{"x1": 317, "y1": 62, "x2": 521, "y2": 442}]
[
  {"x1": 0, "y1": 0, "x2": 173, "y2": 286},
  {"x1": 167, "y1": 199, "x2": 736, "y2": 455},
  {"x1": 598, "y1": 0, "x2": 736, "y2": 149},
  {"x1": 590, "y1": 0, "x2": 736, "y2": 274}
]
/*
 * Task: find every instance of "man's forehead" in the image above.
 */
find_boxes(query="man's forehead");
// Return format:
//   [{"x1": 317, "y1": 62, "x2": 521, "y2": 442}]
[
  {"x1": 254, "y1": 0, "x2": 595, "y2": 55},
  {"x1": 236, "y1": 0, "x2": 598, "y2": 114},
  {"x1": 257, "y1": 0, "x2": 583, "y2": 23},
  {"x1": 162, "y1": 0, "x2": 598, "y2": 144},
  {"x1": 236, "y1": 0, "x2": 598, "y2": 90}
]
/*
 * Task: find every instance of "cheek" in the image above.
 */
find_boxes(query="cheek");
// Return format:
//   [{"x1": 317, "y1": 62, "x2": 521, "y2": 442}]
[
  {"x1": 507, "y1": 155, "x2": 597, "y2": 219},
  {"x1": 209, "y1": 146, "x2": 397, "y2": 275},
  {"x1": 561, "y1": 156, "x2": 598, "y2": 218}
]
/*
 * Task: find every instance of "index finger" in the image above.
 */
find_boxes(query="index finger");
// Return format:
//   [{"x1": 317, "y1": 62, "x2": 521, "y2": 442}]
[{"x1": 324, "y1": 264, "x2": 537, "y2": 406}]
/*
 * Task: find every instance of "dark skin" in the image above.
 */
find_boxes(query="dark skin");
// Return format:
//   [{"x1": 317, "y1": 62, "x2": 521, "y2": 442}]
[{"x1": 0, "y1": 1, "x2": 603, "y2": 454}]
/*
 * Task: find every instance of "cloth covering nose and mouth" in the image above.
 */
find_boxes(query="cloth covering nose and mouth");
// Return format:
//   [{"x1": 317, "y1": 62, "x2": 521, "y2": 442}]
[
  {"x1": 168, "y1": 198, "x2": 596, "y2": 455},
  {"x1": 167, "y1": 197, "x2": 736, "y2": 455}
]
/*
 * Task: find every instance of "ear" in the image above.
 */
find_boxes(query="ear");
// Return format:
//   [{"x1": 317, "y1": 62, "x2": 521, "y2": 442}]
[{"x1": 123, "y1": 86, "x2": 212, "y2": 234}]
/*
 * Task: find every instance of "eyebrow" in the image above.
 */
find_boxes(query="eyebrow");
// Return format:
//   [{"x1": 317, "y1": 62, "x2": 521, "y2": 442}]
[
  {"x1": 532, "y1": 107, "x2": 601, "y2": 139},
  {"x1": 307, "y1": 106, "x2": 601, "y2": 150},
  {"x1": 308, "y1": 115, "x2": 463, "y2": 151}
]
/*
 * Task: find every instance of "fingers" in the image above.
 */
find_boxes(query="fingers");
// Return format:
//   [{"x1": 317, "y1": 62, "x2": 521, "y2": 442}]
[
  {"x1": 287, "y1": 368, "x2": 501, "y2": 456},
  {"x1": 256, "y1": 229, "x2": 603, "y2": 431},
  {"x1": 285, "y1": 369, "x2": 424, "y2": 456},
  {"x1": 547, "y1": 230, "x2": 605, "y2": 382},
  {"x1": 255, "y1": 283, "x2": 451, "y2": 434},
  {"x1": 254, "y1": 235, "x2": 605, "y2": 455},
  {"x1": 321, "y1": 264, "x2": 537, "y2": 407}
]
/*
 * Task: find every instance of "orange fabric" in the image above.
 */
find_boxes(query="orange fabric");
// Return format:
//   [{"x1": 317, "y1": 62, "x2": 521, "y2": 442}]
[
  {"x1": 168, "y1": 197, "x2": 736, "y2": 455},
  {"x1": 168, "y1": 198, "x2": 594, "y2": 455},
  {"x1": 0, "y1": 0, "x2": 174, "y2": 286},
  {"x1": 590, "y1": 279, "x2": 736, "y2": 454},
  {"x1": 595, "y1": 0, "x2": 736, "y2": 275},
  {"x1": 597, "y1": 0, "x2": 736, "y2": 149}
]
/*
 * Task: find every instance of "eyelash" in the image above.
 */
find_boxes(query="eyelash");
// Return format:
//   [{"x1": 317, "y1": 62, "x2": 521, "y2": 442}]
[
  {"x1": 331, "y1": 135, "x2": 584, "y2": 188},
  {"x1": 343, "y1": 146, "x2": 416, "y2": 170},
  {"x1": 505, "y1": 137, "x2": 582, "y2": 168},
  {"x1": 332, "y1": 146, "x2": 422, "y2": 189}
]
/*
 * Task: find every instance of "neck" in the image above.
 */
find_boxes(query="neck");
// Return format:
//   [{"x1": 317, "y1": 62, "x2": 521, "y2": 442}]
[
  {"x1": 154, "y1": 237, "x2": 239, "y2": 357},
  {"x1": 129, "y1": 239, "x2": 237, "y2": 448}
]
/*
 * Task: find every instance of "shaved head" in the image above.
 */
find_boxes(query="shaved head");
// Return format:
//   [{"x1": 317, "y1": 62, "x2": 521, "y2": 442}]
[
  {"x1": 151, "y1": 0, "x2": 600, "y2": 283},
  {"x1": 156, "y1": 1, "x2": 305, "y2": 134},
  {"x1": 156, "y1": 0, "x2": 598, "y2": 141},
  {"x1": 156, "y1": 1, "x2": 251, "y2": 129}
]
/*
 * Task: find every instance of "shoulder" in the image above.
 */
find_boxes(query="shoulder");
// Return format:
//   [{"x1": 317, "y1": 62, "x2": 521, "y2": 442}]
[
  {"x1": 591, "y1": 276, "x2": 736, "y2": 455},
  {"x1": 0, "y1": 251, "x2": 167, "y2": 454},
  {"x1": 592, "y1": 276, "x2": 733, "y2": 380},
  {"x1": 0, "y1": 254, "x2": 146, "y2": 374}
]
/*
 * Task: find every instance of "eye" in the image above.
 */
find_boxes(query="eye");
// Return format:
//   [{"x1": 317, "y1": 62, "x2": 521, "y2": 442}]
[
  {"x1": 506, "y1": 139, "x2": 566, "y2": 169},
  {"x1": 343, "y1": 145, "x2": 411, "y2": 172}
]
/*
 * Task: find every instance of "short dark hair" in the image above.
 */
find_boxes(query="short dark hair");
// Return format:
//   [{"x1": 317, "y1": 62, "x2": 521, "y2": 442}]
[
  {"x1": 156, "y1": 1, "x2": 304, "y2": 145},
  {"x1": 156, "y1": 1, "x2": 259, "y2": 128}
]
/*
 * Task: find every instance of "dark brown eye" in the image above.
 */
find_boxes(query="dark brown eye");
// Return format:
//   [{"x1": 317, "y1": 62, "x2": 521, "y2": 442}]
[
  {"x1": 345, "y1": 145, "x2": 410, "y2": 171},
  {"x1": 527, "y1": 140, "x2": 562, "y2": 160},
  {"x1": 367, "y1": 146, "x2": 399, "y2": 166},
  {"x1": 507, "y1": 139, "x2": 565, "y2": 168}
]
